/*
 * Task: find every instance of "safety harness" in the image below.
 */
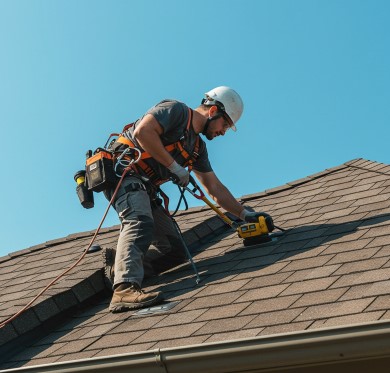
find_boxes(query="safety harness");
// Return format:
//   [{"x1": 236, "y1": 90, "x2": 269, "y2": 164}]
[{"x1": 113, "y1": 108, "x2": 200, "y2": 186}]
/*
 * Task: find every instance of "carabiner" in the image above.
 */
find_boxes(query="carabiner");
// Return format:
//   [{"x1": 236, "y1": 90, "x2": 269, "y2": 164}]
[{"x1": 183, "y1": 176, "x2": 205, "y2": 200}]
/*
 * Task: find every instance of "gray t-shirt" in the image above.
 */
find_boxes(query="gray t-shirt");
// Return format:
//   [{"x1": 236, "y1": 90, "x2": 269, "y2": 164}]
[{"x1": 125, "y1": 100, "x2": 212, "y2": 181}]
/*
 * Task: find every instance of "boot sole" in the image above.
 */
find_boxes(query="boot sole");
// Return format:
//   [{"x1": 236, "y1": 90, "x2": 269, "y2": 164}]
[{"x1": 109, "y1": 293, "x2": 164, "y2": 313}]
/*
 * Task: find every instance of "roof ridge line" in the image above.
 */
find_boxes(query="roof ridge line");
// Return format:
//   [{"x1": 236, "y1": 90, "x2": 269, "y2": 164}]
[
  {"x1": 344, "y1": 158, "x2": 390, "y2": 175},
  {"x1": 240, "y1": 157, "x2": 390, "y2": 202},
  {"x1": 0, "y1": 212, "x2": 227, "y2": 265},
  {"x1": 0, "y1": 225, "x2": 121, "y2": 264},
  {"x1": 240, "y1": 160, "x2": 355, "y2": 202}
]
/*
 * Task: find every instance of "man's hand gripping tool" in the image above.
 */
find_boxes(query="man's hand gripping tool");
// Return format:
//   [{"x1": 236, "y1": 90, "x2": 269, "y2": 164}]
[{"x1": 185, "y1": 177, "x2": 277, "y2": 246}]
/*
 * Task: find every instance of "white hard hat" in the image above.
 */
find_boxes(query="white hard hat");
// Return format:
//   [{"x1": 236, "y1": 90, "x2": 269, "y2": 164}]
[{"x1": 202, "y1": 86, "x2": 244, "y2": 130}]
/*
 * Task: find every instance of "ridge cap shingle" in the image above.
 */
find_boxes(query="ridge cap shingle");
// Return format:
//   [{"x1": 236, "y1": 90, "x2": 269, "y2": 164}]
[
  {"x1": 241, "y1": 160, "x2": 353, "y2": 202},
  {"x1": 0, "y1": 269, "x2": 105, "y2": 359},
  {"x1": 241, "y1": 158, "x2": 390, "y2": 202},
  {"x1": 345, "y1": 158, "x2": 390, "y2": 175}
]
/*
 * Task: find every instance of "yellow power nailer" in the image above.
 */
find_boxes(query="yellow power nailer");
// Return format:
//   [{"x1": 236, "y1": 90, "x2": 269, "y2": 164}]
[{"x1": 184, "y1": 177, "x2": 284, "y2": 246}]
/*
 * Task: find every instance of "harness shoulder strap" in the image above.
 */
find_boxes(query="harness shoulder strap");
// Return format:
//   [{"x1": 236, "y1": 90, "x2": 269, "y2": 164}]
[
  {"x1": 186, "y1": 108, "x2": 193, "y2": 131},
  {"x1": 116, "y1": 136, "x2": 176, "y2": 160},
  {"x1": 115, "y1": 107, "x2": 200, "y2": 184},
  {"x1": 122, "y1": 122, "x2": 134, "y2": 132}
]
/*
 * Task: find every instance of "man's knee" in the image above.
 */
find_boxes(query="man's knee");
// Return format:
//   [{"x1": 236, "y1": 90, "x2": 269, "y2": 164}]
[{"x1": 120, "y1": 215, "x2": 155, "y2": 250}]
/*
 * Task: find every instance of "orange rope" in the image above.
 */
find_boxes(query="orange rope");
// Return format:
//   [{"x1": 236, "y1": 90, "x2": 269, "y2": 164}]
[{"x1": 0, "y1": 167, "x2": 131, "y2": 329}]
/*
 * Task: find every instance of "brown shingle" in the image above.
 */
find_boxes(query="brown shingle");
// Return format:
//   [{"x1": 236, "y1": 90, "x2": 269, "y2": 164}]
[
  {"x1": 296, "y1": 298, "x2": 375, "y2": 321},
  {"x1": 205, "y1": 328, "x2": 263, "y2": 343},
  {"x1": 292, "y1": 287, "x2": 348, "y2": 308},
  {"x1": 337, "y1": 187, "x2": 387, "y2": 203},
  {"x1": 154, "y1": 336, "x2": 210, "y2": 349},
  {"x1": 340, "y1": 280, "x2": 390, "y2": 301},
  {"x1": 110, "y1": 314, "x2": 167, "y2": 333},
  {"x1": 133, "y1": 322, "x2": 206, "y2": 343},
  {"x1": 154, "y1": 309, "x2": 207, "y2": 327},
  {"x1": 241, "y1": 272, "x2": 292, "y2": 289},
  {"x1": 51, "y1": 337, "x2": 99, "y2": 355},
  {"x1": 280, "y1": 276, "x2": 339, "y2": 296},
  {"x1": 316, "y1": 207, "x2": 360, "y2": 221},
  {"x1": 55, "y1": 350, "x2": 100, "y2": 363},
  {"x1": 20, "y1": 356, "x2": 62, "y2": 368},
  {"x1": 245, "y1": 308, "x2": 305, "y2": 329},
  {"x1": 284, "y1": 264, "x2": 340, "y2": 282},
  {"x1": 330, "y1": 267, "x2": 390, "y2": 288},
  {"x1": 195, "y1": 302, "x2": 251, "y2": 322},
  {"x1": 182, "y1": 290, "x2": 245, "y2": 311},
  {"x1": 327, "y1": 247, "x2": 381, "y2": 265},
  {"x1": 11, "y1": 308, "x2": 41, "y2": 335},
  {"x1": 238, "y1": 284, "x2": 289, "y2": 302},
  {"x1": 93, "y1": 343, "x2": 155, "y2": 357},
  {"x1": 325, "y1": 238, "x2": 373, "y2": 254},
  {"x1": 57, "y1": 326, "x2": 96, "y2": 342},
  {"x1": 193, "y1": 279, "x2": 250, "y2": 297},
  {"x1": 260, "y1": 321, "x2": 312, "y2": 336},
  {"x1": 309, "y1": 311, "x2": 385, "y2": 329},
  {"x1": 239, "y1": 295, "x2": 299, "y2": 316},
  {"x1": 278, "y1": 255, "x2": 334, "y2": 272},
  {"x1": 81, "y1": 321, "x2": 122, "y2": 339},
  {"x1": 9, "y1": 342, "x2": 67, "y2": 362},
  {"x1": 366, "y1": 295, "x2": 390, "y2": 311},
  {"x1": 84, "y1": 331, "x2": 143, "y2": 350},
  {"x1": 333, "y1": 257, "x2": 388, "y2": 275},
  {"x1": 194, "y1": 315, "x2": 255, "y2": 335}
]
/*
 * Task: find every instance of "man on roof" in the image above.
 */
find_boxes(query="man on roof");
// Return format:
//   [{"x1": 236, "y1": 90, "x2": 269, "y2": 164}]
[{"x1": 104, "y1": 86, "x2": 259, "y2": 313}]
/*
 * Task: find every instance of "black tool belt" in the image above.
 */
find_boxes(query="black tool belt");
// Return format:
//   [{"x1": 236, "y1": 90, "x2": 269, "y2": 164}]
[{"x1": 123, "y1": 182, "x2": 147, "y2": 193}]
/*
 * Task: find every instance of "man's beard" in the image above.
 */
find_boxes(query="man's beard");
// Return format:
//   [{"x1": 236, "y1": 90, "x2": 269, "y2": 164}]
[
  {"x1": 205, "y1": 128, "x2": 213, "y2": 140},
  {"x1": 202, "y1": 116, "x2": 220, "y2": 140}
]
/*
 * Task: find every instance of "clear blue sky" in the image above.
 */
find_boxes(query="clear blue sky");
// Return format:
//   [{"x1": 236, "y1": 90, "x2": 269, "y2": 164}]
[{"x1": 1, "y1": 0, "x2": 389, "y2": 257}]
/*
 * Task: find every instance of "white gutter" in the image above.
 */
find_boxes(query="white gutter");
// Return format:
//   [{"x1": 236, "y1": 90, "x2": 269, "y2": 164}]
[{"x1": 3, "y1": 320, "x2": 390, "y2": 373}]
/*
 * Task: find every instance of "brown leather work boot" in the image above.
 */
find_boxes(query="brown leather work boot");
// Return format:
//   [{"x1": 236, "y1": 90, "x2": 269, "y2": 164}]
[{"x1": 109, "y1": 283, "x2": 164, "y2": 313}]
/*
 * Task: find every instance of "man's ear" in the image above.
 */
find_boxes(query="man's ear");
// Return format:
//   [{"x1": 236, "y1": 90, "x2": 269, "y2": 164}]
[{"x1": 208, "y1": 105, "x2": 218, "y2": 117}]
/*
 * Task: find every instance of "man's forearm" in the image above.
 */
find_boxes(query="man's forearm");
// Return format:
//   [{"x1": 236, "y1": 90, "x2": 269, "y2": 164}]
[
  {"x1": 137, "y1": 130, "x2": 174, "y2": 167},
  {"x1": 194, "y1": 171, "x2": 245, "y2": 218},
  {"x1": 207, "y1": 183, "x2": 244, "y2": 218}
]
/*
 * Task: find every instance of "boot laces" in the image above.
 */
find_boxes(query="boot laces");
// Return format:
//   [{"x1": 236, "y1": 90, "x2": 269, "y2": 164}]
[{"x1": 130, "y1": 283, "x2": 144, "y2": 294}]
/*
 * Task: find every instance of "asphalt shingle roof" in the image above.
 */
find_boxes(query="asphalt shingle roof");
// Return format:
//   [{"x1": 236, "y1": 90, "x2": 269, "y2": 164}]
[{"x1": 1, "y1": 158, "x2": 390, "y2": 370}]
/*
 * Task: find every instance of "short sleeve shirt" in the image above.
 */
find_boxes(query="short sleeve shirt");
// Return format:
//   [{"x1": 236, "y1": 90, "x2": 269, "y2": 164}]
[{"x1": 126, "y1": 100, "x2": 212, "y2": 180}]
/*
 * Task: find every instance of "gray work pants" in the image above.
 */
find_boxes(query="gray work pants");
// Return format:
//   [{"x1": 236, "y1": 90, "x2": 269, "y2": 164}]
[{"x1": 112, "y1": 176, "x2": 186, "y2": 287}]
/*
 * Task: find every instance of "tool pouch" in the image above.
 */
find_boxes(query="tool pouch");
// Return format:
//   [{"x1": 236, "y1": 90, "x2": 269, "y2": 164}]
[
  {"x1": 74, "y1": 170, "x2": 94, "y2": 208},
  {"x1": 86, "y1": 149, "x2": 117, "y2": 193}
]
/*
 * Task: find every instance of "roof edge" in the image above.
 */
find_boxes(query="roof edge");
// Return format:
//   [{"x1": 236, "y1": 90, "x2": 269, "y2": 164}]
[{"x1": 4, "y1": 320, "x2": 390, "y2": 373}]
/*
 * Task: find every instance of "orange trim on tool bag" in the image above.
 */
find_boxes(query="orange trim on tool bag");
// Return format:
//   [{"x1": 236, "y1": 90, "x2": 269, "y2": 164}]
[{"x1": 86, "y1": 150, "x2": 113, "y2": 166}]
